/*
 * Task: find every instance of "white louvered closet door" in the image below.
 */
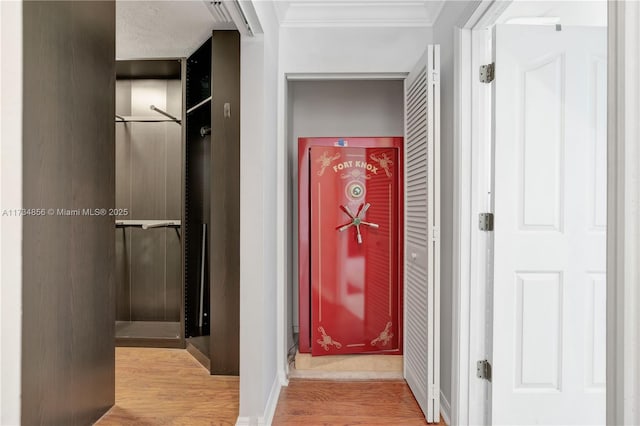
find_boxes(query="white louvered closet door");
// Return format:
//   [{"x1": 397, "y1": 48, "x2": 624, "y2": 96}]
[{"x1": 404, "y1": 45, "x2": 440, "y2": 423}]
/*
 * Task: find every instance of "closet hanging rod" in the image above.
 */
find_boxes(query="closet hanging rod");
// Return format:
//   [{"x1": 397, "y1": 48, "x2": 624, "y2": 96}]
[
  {"x1": 150, "y1": 105, "x2": 181, "y2": 124},
  {"x1": 115, "y1": 219, "x2": 181, "y2": 229},
  {"x1": 115, "y1": 116, "x2": 180, "y2": 123},
  {"x1": 186, "y1": 96, "x2": 212, "y2": 115}
]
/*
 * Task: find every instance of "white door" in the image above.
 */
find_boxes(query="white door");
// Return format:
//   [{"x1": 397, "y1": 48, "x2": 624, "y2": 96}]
[
  {"x1": 492, "y1": 25, "x2": 606, "y2": 425},
  {"x1": 404, "y1": 44, "x2": 440, "y2": 423}
]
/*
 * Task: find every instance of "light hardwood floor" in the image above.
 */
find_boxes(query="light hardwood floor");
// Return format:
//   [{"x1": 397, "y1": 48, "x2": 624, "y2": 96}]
[
  {"x1": 272, "y1": 379, "x2": 442, "y2": 425},
  {"x1": 96, "y1": 347, "x2": 238, "y2": 425},
  {"x1": 97, "y1": 348, "x2": 441, "y2": 425}
]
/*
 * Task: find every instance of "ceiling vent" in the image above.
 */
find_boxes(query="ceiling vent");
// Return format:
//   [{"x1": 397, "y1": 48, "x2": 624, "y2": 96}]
[
  {"x1": 205, "y1": 1, "x2": 233, "y2": 24},
  {"x1": 203, "y1": 0, "x2": 255, "y2": 36}
]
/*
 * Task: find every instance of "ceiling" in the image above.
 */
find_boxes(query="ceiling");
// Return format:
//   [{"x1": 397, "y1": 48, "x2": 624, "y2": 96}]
[
  {"x1": 116, "y1": 1, "x2": 231, "y2": 59},
  {"x1": 117, "y1": 1, "x2": 445, "y2": 59}
]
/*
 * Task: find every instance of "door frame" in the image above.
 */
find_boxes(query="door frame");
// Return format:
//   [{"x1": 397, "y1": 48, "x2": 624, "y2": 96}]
[
  {"x1": 452, "y1": 2, "x2": 510, "y2": 424},
  {"x1": 453, "y1": 1, "x2": 638, "y2": 424},
  {"x1": 277, "y1": 72, "x2": 408, "y2": 384}
]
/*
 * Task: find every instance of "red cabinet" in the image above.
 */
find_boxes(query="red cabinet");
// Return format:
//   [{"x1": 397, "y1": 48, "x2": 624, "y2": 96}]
[{"x1": 298, "y1": 137, "x2": 403, "y2": 355}]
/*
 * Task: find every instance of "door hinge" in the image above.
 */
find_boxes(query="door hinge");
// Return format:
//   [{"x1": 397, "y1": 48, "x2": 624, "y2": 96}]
[
  {"x1": 480, "y1": 63, "x2": 495, "y2": 83},
  {"x1": 479, "y1": 213, "x2": 494, "y2": 231},
  {"x1": 477, "y1": 360, "x2": 492, "y2": 381}
]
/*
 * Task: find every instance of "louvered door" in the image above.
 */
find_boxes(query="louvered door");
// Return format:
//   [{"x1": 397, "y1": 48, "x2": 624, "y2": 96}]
[{"x1": 404, "y1": 45, "x2": 440, "y2": 423}]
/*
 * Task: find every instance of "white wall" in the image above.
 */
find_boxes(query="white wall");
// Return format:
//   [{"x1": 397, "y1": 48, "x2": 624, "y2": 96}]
[
  {"x1": 0, "y1": 1, "x2": 22, "y2": 424},
  {"x1": 238, "y1": 1, "x2": 281, "y2": 424},
  {"x1": 432, "y1": 0, "x2": 476, "y2": 412},
  {"x1": 288, "y1": 79, "x2": 405, "y2": 338},
  {"x1": 280, "y1": 26, "x2": 432, "y2": 74},
  {"x1": 290, "y1": 80, "x2": 405, "y2": 137}
]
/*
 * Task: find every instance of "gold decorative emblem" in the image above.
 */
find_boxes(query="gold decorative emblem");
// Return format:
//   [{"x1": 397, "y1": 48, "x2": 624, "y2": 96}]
[
  {"x1": 369, "y1": 153, "x2": 393, "y2": 178},
  {"x1": 317, "y1": 326, "x2": 342, "y2": 351},
  {"x1": 316, "y1": 151, "x2": 341, "y2": 176},
  {"x1": 340, "y1": 168, "x2": 371, "y2": 180},
  {"x1": 371, "y1": 322, "x2": 394, "y2": 346}
]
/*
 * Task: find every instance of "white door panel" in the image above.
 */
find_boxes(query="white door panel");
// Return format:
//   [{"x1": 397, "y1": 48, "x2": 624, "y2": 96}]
[{"x1": 492, "y1": 25, "x2": 606, "y2": 425}]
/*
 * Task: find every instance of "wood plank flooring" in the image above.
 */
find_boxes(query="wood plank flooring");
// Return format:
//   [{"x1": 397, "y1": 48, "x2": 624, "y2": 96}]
[
  {"x1": 97, "y1": 348, "x2": 441, "y2": 425},
  {"x1": 272, "y1": 379, "x2": 443, "y2": 425},
  {"x1": 96, "y1": 348, "x2": 238, "y2": 425}
]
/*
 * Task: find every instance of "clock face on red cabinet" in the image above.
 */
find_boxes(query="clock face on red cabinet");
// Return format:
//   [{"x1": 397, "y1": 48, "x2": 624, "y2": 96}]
[{"x1": 309, "y1": 145, "x2": 401, "y2": 355}]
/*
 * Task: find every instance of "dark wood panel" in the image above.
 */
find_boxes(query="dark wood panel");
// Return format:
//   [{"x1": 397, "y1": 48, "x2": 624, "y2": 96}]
[
  {"x1": 165, "y1": 227, "x2": 182, "y2": 321},
  {"x1": 129, "y1": 121, "x2": 167, "y2": 321},
  {"x1": 21, "y1": 2, "x2": 116, "y2": 424},
  {"x1": 179, "y1": 58, "x2": 188, "y2": 347},
  {"x1": 115, "y1": 228, "x2": 131, "y2": 321},
  {"x1": 165, "y1": 120, "x2": 182, "y2": 321},
  {"x1": 165, "y1": 122, "x2": 182, "y2": 219},
  {"x1": 116, "y1": 59, "x2": 182, "y2": 80},
  {"x1": 115, "y1": 123, "x2": 131, "y2": 321},
  {"x1": 130, "y1": 121, "x2": 167, "y2": 219},
  {"x1": 166, "y1": 79, "x2": 183, "y2": 125},
  {"x1": 114, "y1": 123, "x2": 132, "y2": 214},
  {"x1": 115, "y1": 80, "x2": 132, "y2": 116},
  {"x1": 114, "y1": 337, "x2": 184, "y2": 349},
  {"x1": 187, "y1": 335, "x2": 211, "y2": 370},
  {"x1": 115, "y1": 321, "x2": 180, "y2": 339},
  {"x1": 130, "y1": 227, "x2": 165, "y2": 320},
  {"x1": 115, "y1": 81, "x2": 183, "y2": 325},
  {"x1": 210, "y1": 31, "x2": 241, "y2": 375}
]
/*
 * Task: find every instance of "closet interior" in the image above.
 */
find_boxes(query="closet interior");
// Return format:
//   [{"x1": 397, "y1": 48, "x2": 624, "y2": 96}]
[
  {"x1": 114, "y1": 32, "x2": 239, "y2": 375},
  {"x1": 114, "y1": 58, "x2": 186, "y2": 348}
]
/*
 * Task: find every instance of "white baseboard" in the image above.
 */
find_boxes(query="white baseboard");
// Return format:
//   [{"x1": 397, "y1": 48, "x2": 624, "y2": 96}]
[
  {"x1": 440, "y1": 390, "x2": 451, "y2": 426},
  {"x1": 259, "y1": 377, "x2": 282, "y2": 426},
  {"x1": 235, "y1": 377, "x2": 283, "y2": 426}
]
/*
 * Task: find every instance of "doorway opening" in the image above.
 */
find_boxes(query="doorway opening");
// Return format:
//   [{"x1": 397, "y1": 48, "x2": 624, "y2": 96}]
[
  {"x1": 284, "y1": 45, "x2": 441, "y2": 424},
  {"x1": 286, "y1": 79, "x2": 406, "y2": 379},
  {"x1": 98, "y1": 3, "x2": 242, "y2": 424}
]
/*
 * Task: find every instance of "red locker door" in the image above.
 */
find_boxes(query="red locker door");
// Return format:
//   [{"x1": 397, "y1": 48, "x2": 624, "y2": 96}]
[{"x1": 310, "y1": 146, "x2": 400, "y2": 355}]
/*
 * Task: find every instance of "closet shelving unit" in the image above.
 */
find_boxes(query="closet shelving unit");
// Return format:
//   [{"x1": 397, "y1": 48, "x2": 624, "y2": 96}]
[
  {"x1": 114, "y1": 58, "x2": 187, "y2": 348},
  {"x1": 183, "y1": 38, "x2": 213, "y2": 369}
]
